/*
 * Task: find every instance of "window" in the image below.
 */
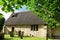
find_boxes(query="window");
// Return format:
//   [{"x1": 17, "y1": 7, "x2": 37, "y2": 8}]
[
  {"x1": 31, "y1": 25, "x2": 38, "y2": 31},
  {"x1": 12, "y1": 13, "x2": 18, "y2": 17}
]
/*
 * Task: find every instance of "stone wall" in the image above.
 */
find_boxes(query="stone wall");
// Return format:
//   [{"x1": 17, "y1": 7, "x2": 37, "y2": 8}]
[{"x1": 4, "y1": 25, "x2": 47, "y2": 38}]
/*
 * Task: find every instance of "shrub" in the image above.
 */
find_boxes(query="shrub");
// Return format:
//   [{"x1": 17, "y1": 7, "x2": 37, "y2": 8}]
[
  {"x1": 18, "y1": 30, "x2": 21, "y2": 37},
  {"x1": 10, "y1": 31, "x2": 14, "y2": 37}
]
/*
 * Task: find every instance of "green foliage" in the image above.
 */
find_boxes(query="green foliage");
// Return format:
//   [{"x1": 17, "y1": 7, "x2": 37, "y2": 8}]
[
  {"x1": 0, "y1": 0, "x2": 60, "y2": 28},
  {"x1": 0, "y1": 13, "x2": 3, "y2": 19}
]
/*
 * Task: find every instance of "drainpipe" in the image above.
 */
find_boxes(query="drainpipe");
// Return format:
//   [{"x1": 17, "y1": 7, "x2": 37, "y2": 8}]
[{"x1": 46, "y1": 24, "x2": 48, "y2": 40}]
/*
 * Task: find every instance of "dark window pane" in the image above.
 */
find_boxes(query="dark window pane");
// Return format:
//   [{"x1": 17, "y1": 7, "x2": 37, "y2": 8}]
[
  {"x1": 36, "y1": 25, "x2": 38, "y2": 31},
  {"x1": 12, "y1": 15, "x2": 14, "y2": 17},
  {"x1": 31, "y1": 25, "x2": 33, "y2": 31},
  {"x1": 34, "y1": 25, "x2": 35, "y2": 31},
  {"x1": 12, "y1": 13, "x2": 18, "y2": 17},
  {"x1": 31, "y1": 25, "x2": 38, "y2": 31}
]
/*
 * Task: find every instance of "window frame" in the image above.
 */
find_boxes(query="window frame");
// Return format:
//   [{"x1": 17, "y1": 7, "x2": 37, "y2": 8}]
[{"x1": 31, "y1": 25, "x2": 38, "y2": 31}]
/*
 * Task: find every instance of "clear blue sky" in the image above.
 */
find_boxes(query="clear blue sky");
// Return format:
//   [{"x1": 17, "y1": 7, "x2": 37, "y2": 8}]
[{"x1": 15, "y1": 5, "x2": 29, "y2": 12}]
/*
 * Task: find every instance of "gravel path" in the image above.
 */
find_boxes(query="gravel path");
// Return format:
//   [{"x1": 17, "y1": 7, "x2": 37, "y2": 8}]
[{"x1": 54, "y1": 39, "x2": 60, "y2": 40}]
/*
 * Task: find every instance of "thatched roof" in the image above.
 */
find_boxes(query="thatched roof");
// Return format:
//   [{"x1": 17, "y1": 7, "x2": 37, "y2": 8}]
[{"x1": 5, "y1": 11, "x2": 46, "y2": 26}]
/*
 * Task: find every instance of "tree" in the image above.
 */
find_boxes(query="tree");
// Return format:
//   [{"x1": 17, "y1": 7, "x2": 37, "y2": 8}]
[
  {"x1": 0, "y1": 14, "x2": 5, "y2": 31},
  {"x1": 0, "y1": 0, "x2": 60, "y2": 40},
  {"x1": 0, "y1": 13, "x2": 5, "y2": 40}
]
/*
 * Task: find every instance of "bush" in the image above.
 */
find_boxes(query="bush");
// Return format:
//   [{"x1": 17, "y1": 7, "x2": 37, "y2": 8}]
[
  {"x1": 14, "y1": 30, "x2": 17, "y2": 35},
  {"x1": 0, "y1": 14, "x2": 5, "y2": 40},
  {"x1": 10, "y1": 31, "x2": 14, "y2": 37},
  {"x1": 18, "y1": 30, "x2": 21, "y2": 37}
]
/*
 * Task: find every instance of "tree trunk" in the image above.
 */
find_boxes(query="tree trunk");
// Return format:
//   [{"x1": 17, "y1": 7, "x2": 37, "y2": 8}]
[
  {"x1": 0, "y1": 31, "x2": 4, "y2": 40},
  {"x1": 46, "y1": 26, "x2": 48, "y2": 40}
]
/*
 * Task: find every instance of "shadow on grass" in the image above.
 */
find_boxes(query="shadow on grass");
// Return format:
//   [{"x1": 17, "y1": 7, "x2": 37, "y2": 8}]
[
  {"x1": 4, "y1": 38, "x2": 12, "y2": 40},
  {"x1": 48, "y1": 38, "x2": 53, "y2": 40}
]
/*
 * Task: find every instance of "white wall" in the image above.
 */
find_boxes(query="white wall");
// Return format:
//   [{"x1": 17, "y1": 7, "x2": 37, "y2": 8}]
[{"x1": 5, "y1": 25, "x2": 47, "y2": 38}]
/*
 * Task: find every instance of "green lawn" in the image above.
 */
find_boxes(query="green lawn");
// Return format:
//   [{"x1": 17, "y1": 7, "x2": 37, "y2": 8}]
[{"x1": 4, "y1": 35, "x2": 52, "y2": 40}]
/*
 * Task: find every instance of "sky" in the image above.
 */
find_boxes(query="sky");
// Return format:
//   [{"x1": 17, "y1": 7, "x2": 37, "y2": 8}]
[{"x1": 0, "y1": 5, "x2": 29, "y2": 20}]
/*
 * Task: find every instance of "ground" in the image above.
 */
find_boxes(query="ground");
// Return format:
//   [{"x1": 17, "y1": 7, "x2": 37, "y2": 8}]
[
  {"x1": 4, "y1": 35, "x2": 52, "y2": 40},
  {"x1": 54, "y1": 39, "x2": 60, "y2": 40}
]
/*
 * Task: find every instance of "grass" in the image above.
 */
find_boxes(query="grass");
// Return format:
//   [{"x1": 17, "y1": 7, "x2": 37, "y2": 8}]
[{"x1": 4, "y1": 35, "x2": 53, "y2": 40}]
